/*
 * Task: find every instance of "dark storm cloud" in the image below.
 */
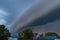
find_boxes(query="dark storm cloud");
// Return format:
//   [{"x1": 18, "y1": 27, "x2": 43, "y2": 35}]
[
  {"x1": 28, "y1": 21, "x2": 60, "y2": 35},
  {"x1": 21, "y1": 6, "x2": 60, "y2": 34},
  {"x1": 26, "y1": 6, "x2": 60, "y2": 27},
  {"x1": 10, "y1": 0, "x2": 60, "y2": 33}
]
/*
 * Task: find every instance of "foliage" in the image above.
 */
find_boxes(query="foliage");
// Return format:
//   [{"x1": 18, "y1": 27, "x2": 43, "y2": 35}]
[
  {"x1": 18, "y1": 32, "x2": 23, "y2": 40},
  {"x1": 57, "y1": 36, "x2": 60, "y2": 39},
  {"x1": 45, "y1": 32, "x2": 58, "y2": 37},
  {"x1": 0, "y1": 25, "x2": 11, "y2": 40},
  {"x1": 18, "y1": 29, "x2": 34, "y2": 40}
]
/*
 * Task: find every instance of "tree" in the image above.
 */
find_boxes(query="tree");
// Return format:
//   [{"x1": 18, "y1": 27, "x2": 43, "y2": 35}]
[
  {"x1": 57, "y1": 36, "x2": 60, "y2": 39},
  {"x1": 0, "y1": 25, "x2": 11, "y2": 40},
  {"x1": 18, "y1": 29, "x2": 34, "y2": 40},
  {"x1": 18, "y1": 32, "x2": 23, "y2": 40},
  {"x1": 45, "y1": 32, "x2": 58, "y2": 37}
]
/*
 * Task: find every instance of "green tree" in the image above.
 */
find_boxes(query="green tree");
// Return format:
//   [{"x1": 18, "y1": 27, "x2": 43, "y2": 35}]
[
  {"x1": 18, "y1": 29, "x2": 34, "y2": 40},
  {"x1": 45, "y1": 32, "x2": 58, "y2": 37},
  {"x1": 57, "y1": 36, "x2": 60, "y2": 39},
  {"x1": 0, "y1": 25, "x2": 11, "y2": 40},
  {"x1": 18, "y1": 32, "x2": 23, "y2": 40}
]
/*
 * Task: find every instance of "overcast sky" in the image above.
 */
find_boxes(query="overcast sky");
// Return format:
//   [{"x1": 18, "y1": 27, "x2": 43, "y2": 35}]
[
  {"x1": 0, "y1": 0, "x2": 35, "y2": 28},
  {"x1": 0, "y1": 0, "x2": 60, "y2": 34}
]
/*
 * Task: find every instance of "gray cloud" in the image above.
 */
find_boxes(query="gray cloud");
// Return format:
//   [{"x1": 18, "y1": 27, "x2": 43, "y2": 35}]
[
  {"x1": 10, "y1": 0, "x2": 60, "y2": 33},
  {"x1": 29, "y1": 21, "x2": 60, "y2": 35},
  {"x1": 0, "y1": 0, "x2": 35, "y2": 26},
  {"x1": 27, "y1": 6, "x2": 60, "y2": 26},
  {"x1": 25, "y1": 6, "x2": 60, "y2": 34}
]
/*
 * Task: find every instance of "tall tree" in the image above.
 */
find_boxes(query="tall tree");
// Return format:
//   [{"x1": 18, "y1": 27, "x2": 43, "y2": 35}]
[
  {"x1": 18, "y1": 29, "x2": 34, "y2": 40},
  {"x1": 0, "y1": 25, "x2": 11, "y2": 40},
  {"x1": 18, "y1": 32, "x2": 23, "y2": 40}
]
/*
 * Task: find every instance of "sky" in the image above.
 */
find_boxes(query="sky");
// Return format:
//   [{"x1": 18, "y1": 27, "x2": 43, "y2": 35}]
[
  {"x1": 10, "y1": 0, "x2": 60, "y2": 33},
  {"x1": 0, "y1": 0, "x2": 60, "y2": 34},
  {"x1": 0, "y1": 0, "x2": 36, "y2": 28}
]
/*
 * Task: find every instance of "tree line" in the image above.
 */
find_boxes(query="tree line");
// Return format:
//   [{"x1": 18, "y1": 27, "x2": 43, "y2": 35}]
[{"x1": 0, "y1": 25, "x2": 60, "y2": 40}]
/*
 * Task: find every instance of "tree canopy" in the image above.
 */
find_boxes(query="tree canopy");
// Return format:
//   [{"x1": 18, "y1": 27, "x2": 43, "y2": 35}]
[
  {"x1": 45, "y1": 32, "x2": 58, "y2": 37},
  {"x1": 18, "y1": 29, "x2": 34, "y2": 40},
  {"x1": 0, "y1": 25, "x2": 11, "y2": 40}
]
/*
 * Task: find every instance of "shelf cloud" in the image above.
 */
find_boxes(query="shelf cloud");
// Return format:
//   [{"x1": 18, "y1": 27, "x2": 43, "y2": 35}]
[{"x1": 10, "y1": 0, "x2": 60, "y2": 33}]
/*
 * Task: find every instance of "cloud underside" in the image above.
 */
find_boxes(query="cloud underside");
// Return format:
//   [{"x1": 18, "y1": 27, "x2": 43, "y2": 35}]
[
  {"x1": 10, "y1": 0, "x2": 60, "y2": 33},
  {"x1": 16, "y1": 6, "x2": 60, "y2": 33},
  {"x1": 14, "y1": 6, "x2": 60, "y2": 33},
  {"x1": 26, "y1": 6, "x2": 60, "y2": 27}
]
